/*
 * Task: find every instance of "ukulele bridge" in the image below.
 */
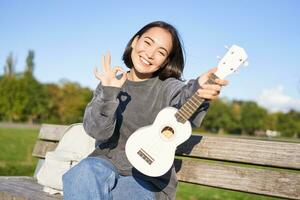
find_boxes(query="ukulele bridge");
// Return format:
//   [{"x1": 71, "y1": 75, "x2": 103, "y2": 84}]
[{"x1": 137, "y1": 148, "x2": 154, "y2": 165}]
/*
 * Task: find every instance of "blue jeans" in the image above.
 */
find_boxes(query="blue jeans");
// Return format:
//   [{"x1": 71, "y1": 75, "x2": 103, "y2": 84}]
[{"x1": 62, "y1": 157, "x2": 156, "y2": 200}]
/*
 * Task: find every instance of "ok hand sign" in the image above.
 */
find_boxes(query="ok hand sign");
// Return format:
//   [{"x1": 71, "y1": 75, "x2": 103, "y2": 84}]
[{"x1": 94, "y1": 52, "x2": 127, "y2": 88}]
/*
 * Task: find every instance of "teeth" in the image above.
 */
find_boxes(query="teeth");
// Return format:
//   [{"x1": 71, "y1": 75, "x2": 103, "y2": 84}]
[{"x1": 140, "y1": 57, "x2": 150, "y2": 65}]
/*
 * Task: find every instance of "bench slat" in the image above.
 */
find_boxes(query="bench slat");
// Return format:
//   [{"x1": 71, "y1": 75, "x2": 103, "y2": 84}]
[
  {"x1": 0, "y1": 176, "x2": 61, "y2": 200},
  {"x1": 176, "y1": 135, "x2": 300, "y2": 169},
  {"x1": 32, "y1": 140, "x2": 58, "y2": 158},
  {"x1": 38, "y1": 124, "x2": 68, "y2": 141},
  {"x1": 175, "y1": 159, "x2": 300, "y2": 200},
  {"x1": 38, "y1": 124, "x2": 300, "y2": 170}
]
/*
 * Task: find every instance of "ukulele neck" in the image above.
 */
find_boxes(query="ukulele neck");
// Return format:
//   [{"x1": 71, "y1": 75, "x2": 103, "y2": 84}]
[{"x1": 175, "y1": 73, "x2": 219, "y2": 123}]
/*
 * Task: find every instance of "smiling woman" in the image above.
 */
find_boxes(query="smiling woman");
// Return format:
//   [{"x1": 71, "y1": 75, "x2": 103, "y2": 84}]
[
  {"x1": 122, "y1": 21, "x2": 185, "y2": 81},
  {"x1": 128, "y1": 27, "x2": 173, "y2": 80},
  {"x1": 62, "y1": 21, "x2": 228, "y2": 200}
]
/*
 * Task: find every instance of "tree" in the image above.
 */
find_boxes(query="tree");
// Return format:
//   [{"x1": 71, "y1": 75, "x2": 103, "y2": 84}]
[
  {"x1": 44, "y1": 80, "x2": 92, "y2": 124},
  {"x1": 21, "y1": 75, "x2": 48, "y2": 123},
  {"x1": 276, "y1": 110, "x2": 300, "y2": 138},
  {"x1": 4, "y1": 52, "x2": 16, "y2": 76},
  {"x1": 0, "y1": 76, "x2": 19, "y2": 121},
  {"x1": 265, "y1": 113, "x2": 278, "y2": 130},
  {"x1": 0, "y1": 50, "x2": 93, "y2": 124},
  {"x1": 25, "y1": 50, "x2": 35, "y2": 76},
  {"x1": 240, "y1": 101, "x2": 268, "y2": 135},
  {"x1": 0, "y1": 74, "x2": 48, "y2": 123},
  {"x1": 58, "y1": 81, "x2": 92, "y2": 124},
  {"x1": 202, "y1": 98, "x2": 241, "y2": 134},
  {"x1": 44, "y1": 83, "x2": 62, "y2": 123}
]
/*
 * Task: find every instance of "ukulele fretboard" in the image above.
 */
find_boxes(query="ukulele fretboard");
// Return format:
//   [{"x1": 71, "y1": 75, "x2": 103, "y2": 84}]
[{"x1": 175, "y1": 73, "x2": 219, "y2": 123}]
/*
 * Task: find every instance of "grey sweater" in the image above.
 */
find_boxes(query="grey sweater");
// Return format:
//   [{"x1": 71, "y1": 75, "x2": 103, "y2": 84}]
[{"x1": 83, "y1": 75, "x2": 209, "y2": 200}]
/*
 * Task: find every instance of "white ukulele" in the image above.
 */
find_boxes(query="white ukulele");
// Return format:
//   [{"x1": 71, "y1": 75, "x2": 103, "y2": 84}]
[{"x1": 125, "y1": 45, "x2": 248, "y2": 177}]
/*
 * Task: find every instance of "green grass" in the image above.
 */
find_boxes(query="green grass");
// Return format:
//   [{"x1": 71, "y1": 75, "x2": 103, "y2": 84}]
[{"x1": 0, "y1": 127, "x2": 39, "y2": 176}]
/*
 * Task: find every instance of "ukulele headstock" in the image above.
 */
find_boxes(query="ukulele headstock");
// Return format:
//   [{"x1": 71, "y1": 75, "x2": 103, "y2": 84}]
[{"x1": 214, "y1": 45, "x2": 248, "y2": 79}]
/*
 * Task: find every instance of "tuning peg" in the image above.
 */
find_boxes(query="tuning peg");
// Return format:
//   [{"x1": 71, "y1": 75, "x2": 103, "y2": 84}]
[
  {"x1": 243, "y1": 61, "x2": 249, "y2": 67},
  {"x1": 224, "y1": 45, "x2": 230, "y2": 50},
  {"x1": 234, "y1": 70, "x2": 239, "y2": 74}
]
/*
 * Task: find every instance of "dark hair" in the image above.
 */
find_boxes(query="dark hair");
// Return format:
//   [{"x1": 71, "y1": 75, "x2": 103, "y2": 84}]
[{"x1": 122, "y1": 21, "x2": 185, "y2": 80}]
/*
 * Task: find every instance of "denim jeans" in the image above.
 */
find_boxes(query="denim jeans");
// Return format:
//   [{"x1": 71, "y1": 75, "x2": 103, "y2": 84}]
[{"x1": 62, "y1": 157, "x2": 156, "y2": 200}]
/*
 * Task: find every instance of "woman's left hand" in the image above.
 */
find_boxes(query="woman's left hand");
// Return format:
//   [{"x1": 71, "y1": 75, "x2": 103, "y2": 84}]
[{"x1": 197, "y1": 67, "x2": 228, "y2": 100}]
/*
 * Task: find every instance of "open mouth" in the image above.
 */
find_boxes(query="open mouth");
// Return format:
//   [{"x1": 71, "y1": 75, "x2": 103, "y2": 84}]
[{"x1": 140, "y1": 56, "x2": 151, "y2": 66}]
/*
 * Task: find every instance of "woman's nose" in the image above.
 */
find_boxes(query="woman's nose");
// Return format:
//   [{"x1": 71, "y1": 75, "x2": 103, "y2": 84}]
[{"x1": 145, "y1": 47, "x2": 155, "y2": 59}]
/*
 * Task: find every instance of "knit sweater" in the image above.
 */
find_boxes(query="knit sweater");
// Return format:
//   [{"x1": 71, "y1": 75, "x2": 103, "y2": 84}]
[{"x1": 83, "y1": 75, "x2": 209, "y2": 200}]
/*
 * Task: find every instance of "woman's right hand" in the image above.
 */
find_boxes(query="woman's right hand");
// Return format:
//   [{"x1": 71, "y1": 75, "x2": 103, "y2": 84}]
[{"x1": 94, "y1": 52, "x2": 127, "y2": 88}]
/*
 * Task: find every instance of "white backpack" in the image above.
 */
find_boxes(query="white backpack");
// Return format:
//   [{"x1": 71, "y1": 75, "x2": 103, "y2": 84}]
[{"x1": 36, "y1": 123, "x2": 95, "y2": 194}]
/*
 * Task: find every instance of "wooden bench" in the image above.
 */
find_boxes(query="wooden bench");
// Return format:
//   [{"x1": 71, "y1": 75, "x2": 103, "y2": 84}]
[{"x1": 1, "y1": 124, "x2": 300, "y2": 199}]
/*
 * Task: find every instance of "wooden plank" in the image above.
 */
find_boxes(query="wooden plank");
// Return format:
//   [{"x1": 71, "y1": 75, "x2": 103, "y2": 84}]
[
  {"x1": 0, "y1": 176, "x2": 61, "y2": 200},
  {"x1": 176, "y1": 135, "x2": 300, "y2": 169},
  {"x1": 32, "y1": 140, "x2": 58, "y2": 158},
  {"x1": 175, "y1": 159, "x2": 300, "y2": 200},
  {"x1": 38, "y1": 124, "x2": 68, "y2": 141}
]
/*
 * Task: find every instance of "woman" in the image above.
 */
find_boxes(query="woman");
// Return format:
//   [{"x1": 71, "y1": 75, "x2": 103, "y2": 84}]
[{"x1": 63, "y1": 21, "x2": 228, "y2": 200}]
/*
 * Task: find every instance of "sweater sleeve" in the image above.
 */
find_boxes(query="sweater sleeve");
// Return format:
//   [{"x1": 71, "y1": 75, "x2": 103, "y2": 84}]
[
  {"x1": 83, "y1": 83, "x2": 121, "y2": 142},
  {"x1": 164, "y1": 78, "x2": 210, "y2": 127}
]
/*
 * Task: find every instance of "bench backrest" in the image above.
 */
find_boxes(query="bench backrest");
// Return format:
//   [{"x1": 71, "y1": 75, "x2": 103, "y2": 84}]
[{"x1": 32, "y1": 124, "x2": 300, "y2": 199}]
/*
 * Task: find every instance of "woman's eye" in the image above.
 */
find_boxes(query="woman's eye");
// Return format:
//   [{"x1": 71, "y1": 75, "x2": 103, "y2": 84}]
[
  {"x1": 159, "y1": 51, "x2": 165, "y2": 56},
  {"x1": 144, "y1": 41, "x2": 150, "y2": 45}
]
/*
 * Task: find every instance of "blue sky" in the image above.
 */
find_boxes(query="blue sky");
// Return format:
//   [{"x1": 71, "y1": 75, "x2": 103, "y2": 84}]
[{"x1": 1, "y1": 0, "x2": 300, "y2": 112}]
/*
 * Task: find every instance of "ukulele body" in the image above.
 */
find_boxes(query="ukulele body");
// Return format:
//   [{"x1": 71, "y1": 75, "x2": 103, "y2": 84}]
[{"x1": 125, "y1": 107, "x2": 192, "y2": 177}]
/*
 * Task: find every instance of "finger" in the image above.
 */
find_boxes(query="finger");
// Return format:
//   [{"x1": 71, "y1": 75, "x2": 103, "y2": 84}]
[
  {"x1": 93, "y1": 67, "x2": 103, "y2": 81},
  {"x1": 208, "y1": 67, "x2": 218, "y2": 74},
  {"x1": 197, "y1": 91, "x2": 219, "y2": 100},
  {"x1": 201, "y1": 84, "x2": 222, "y2": 91},
  {"x1": 104, "y1": 51, "x2": 111, "y2": 70},
  {"x1": 120, "y1": 71, "x2": 128, "y2": 82},
  {"x1": 112, "y1": 66, "x2": 126, "y2": 75},
  {"x1": 198, "y1": 67, "x2": 218, "y2": 86},
  {"x1": 215, "y1": 78, "x2": 229, "y2": 86},
  {"x1": 203, "y1": 67, "x2": 217, "y2": 78},
  {"x1": 198, "y1": 88, "x2": 220, "y2": 96},
  {"x1": 101, "y1": 55, "x2": 109, "y2": 73}
]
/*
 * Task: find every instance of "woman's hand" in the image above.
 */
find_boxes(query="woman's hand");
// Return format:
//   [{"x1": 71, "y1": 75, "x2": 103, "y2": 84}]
[
  {"x1": 197, "y1": 67, "x2": 228, "y2": 100},
  {"x1": 94, "y1": 52, "x2": 127, "y2": 88}
]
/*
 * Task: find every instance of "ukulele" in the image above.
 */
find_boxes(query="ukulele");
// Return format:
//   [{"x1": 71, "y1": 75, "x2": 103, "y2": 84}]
[{"x1": 125, "y1": 45, "x2": 248, "y2": 177}]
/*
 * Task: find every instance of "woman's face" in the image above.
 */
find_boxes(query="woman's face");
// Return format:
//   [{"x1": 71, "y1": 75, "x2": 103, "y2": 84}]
[{"x1": 130, "y1": 27, "x2": 173, "y2": 79}]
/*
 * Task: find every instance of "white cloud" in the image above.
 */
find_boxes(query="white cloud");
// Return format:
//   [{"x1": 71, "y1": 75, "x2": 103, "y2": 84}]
[{"x1": 257, "y1": 85, "x2": 300, "y2": 112}]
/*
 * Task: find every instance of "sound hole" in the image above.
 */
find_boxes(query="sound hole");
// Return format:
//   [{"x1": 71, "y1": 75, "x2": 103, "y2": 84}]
[{"x1": 161, "y1": 126, "x2": 174, "y2": 139}]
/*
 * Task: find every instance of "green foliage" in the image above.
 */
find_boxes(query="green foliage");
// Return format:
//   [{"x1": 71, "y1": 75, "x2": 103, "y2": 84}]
[
  {"x1": 202, "y1": 99, "x2": 241, "y2": 134},
  {"x1": 44, "y1": 81, "x2": 93, "y2": 124},
  {"x1": 240, "y1": 101, "x2": 268, "y2": 135},
  {"x1": 22, "y1": 74, "x2": 49, "y2": 123},
  {"x1": 276, "y1": 110, "x2": 300, "y2": 137},
  {"x1": 0, "y1": 51, "x2": 93, "y2": 124},
  {"x1": 25, "y1": 50, "x2": 34, "y2": 75},
  {"x1": 3, "y1": 52, "x2": 15, "y2": 76},
  {"x1": 0, "y1": 74, "x2": 48, "y2": 122},
  {"x1": 0, "y1": 76, "x2": 16, "y2": 121},
  {"x1": 201, "y1": 98, "x2": 300, "y2": 138}
]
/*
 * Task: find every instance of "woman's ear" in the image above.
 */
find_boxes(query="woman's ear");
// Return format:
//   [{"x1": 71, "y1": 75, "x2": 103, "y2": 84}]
[{"x1": 131, "y1": 36, "x2": 139, "y2": 48}]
